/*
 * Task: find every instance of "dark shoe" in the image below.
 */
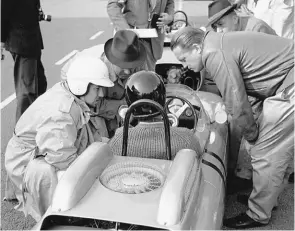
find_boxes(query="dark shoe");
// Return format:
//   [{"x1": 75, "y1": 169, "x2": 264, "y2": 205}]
[
  {"x1": 289, "y1": 172, "x2": 294, "y2": 183},
  {"x1": 226, "y1": 175, "x2": 253, "y2": 195},
  {"x1": 223, "y1": 212, "x2": 266, "y2": 229},
  {"x1": 237, "y1": 194, "x2": 278, "y2": 210}
]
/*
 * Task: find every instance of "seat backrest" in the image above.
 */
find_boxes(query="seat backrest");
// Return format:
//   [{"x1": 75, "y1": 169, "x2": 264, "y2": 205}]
[
  {"x1": 157, "y1": 149, "x2": 202, "y2": 226},
  {"x1": 51, "y1": 142, "x2": 113, "y2": 212}
]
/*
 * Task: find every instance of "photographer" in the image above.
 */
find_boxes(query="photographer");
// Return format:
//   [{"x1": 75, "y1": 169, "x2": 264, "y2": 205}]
[{"x1": 1, "y1": 0, "x2": 50, "y2": 123}]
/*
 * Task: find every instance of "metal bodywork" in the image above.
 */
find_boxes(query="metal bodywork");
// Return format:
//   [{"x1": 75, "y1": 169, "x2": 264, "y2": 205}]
[{"x1": 32, "y1": 81, "x2": 228, "y2": 230}]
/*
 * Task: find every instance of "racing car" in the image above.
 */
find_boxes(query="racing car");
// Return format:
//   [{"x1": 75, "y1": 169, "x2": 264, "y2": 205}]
[{"x1": 32, "y1": 11, "x2": 229, "y2": 231}]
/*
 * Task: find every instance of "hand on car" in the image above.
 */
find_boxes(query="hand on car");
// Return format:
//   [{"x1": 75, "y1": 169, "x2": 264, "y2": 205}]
[
  {"x1": 167, "y1": 68, "x2": 182, "y2": 84},
  {"x1": 156, "y1": 13, "x2": 173, "y2": 28}
]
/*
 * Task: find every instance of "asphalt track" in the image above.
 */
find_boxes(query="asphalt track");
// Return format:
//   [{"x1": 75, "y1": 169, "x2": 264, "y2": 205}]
[{"x1": 0, "y1": 0, "x2": 294, "y2": 230}]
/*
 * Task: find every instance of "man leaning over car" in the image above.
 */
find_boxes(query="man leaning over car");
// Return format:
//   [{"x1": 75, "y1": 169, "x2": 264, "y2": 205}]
[
  {"x1": 170, "y1": 26, "x2": 294, "y2": 229},
  {"x1": 205, "y1": 0, "x2": 281, "y2": 193}
]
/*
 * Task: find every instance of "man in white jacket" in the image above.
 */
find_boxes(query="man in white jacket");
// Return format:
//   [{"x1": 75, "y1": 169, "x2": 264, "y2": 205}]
[{"x1": 5, "y1": 55, "x2": 114, "y2": 221}]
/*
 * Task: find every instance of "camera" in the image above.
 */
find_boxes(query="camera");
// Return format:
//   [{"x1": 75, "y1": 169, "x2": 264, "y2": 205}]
[
  {"x1": 150, "y1": 14, "x2": 160, "y2": 29},
  {"x1": 39, "y1": 8, "x2": 52, "y2": 22}
]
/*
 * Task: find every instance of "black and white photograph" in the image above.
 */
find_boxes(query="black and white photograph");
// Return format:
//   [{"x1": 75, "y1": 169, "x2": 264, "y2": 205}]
[{"x1": 0, "y1": 0, "x2": 294, "y2": 230}]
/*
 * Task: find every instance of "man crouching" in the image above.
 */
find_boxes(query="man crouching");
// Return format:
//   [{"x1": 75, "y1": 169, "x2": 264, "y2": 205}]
[{"x1": 4, "y1": 55, "x2": 114, "y2": 221}]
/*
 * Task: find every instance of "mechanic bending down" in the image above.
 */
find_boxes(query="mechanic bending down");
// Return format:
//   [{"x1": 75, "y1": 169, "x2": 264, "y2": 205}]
[
  {"x1": 4, "y1": 55, "x2": 114, "y2": 221},
  {"x1": 170, "y1": 26, "x2": 294, "y2": 228},
  {"x1": 205, "y1": 0, "x2": 280, "y2": 192},
  {"x1": 62, "y1": 30, "x2": 148, "y2": 138},
  {"x1": 109, "y1": 70, "x2": 201, "y2": 159}
]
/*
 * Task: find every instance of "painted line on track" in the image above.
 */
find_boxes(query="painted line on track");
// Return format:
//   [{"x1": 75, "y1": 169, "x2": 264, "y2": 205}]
[
  {"x1": 89, "y1": 31, "x2": 104, "y2": 40},
  {"x1": 0, "y1": 93, "x2": 16, "y2": 110},
  {"x1": 2, "y1": 30, "x2": 103, "y2": 109},
  {"x1": 2, "y1": 50, "x2": 78, "y2": 110},
  {"x1": 55, "y1": 50, "x2": 79, "y2": 65}
]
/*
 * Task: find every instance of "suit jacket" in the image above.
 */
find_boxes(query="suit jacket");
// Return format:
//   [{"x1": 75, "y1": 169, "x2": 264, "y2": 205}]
[
  {"x1": 1, "y1": 0, "x2": 44, "y2": 57},
  {"x1": 107, "y1": 0, "x2": 175, "y2": 60},
  {"x1": 202, "y1": 31, "x2": 294, "y2": 142}
]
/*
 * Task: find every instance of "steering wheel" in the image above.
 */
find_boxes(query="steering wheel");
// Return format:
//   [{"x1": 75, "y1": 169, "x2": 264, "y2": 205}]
[
  {"x1": 172, "y1": 10, "x2": 188, "y2": 30},
  {"x1": 165, "y1": 95, "x2": 198, "y2": 133},
  {"x1": 121, "y1": 99, "x2": 172, "y2": 160},
  {"x1": 178, "y1": 67, "x2": 204, "y2": 91}
]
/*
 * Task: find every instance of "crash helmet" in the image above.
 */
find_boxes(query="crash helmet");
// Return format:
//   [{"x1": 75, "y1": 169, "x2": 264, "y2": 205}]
[
  {"x1": 125, "y1": 70, "x2": 166, "y2": 117},
  {"x1": 66, "y1": 54, "x2": 114, "y2": 96}
]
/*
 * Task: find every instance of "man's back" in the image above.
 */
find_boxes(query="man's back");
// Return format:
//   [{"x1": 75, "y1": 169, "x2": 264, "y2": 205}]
[
  {"x1": 239, "y1": 16, "x2": 277, "y2": 35},
  {"x1": 203, "y1": 31, "x2": 294, "y2": 99},
  {"x1": 109, "y1": 122, "x2": 201, "y2": 159},
  {"x1": 14, "y1": 82, "x2": 86, "y2": 142}
]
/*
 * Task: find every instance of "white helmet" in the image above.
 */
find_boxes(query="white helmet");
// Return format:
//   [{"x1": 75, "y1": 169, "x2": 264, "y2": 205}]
[{"x1": 66, "y1": 54, "x2": 114, "y2": 95}]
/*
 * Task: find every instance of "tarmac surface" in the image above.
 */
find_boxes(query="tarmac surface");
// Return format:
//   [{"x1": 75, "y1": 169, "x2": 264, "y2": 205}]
[{"x1": 1, "y1": 0, "x2": 294, "y2": 230}]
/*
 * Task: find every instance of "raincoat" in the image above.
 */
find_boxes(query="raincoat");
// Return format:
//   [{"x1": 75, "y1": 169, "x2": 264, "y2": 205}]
[
  {"x1": 202, "y1": 30, "x2": 294, "y2": 223},
  {"x1": 5, "y1": 81, "x2": 102, "y2": 221}
]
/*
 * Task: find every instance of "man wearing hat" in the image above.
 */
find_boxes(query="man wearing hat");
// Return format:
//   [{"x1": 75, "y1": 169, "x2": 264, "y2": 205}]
[
  {"x1": 107, "y1": 0, "x2": 175, "y2": 71},
  {"x1": 62, "y1": 30, "x2": 148, "y2": 137},
  {"x1": 5, "y1": 55, "x2": 114, "y2": 221},
  {"x1": 207, "y1": 0, "x2": 277, "y2": 34},
  {"x1": 196, "y1": 0, "x2": 276, "y2": 95}
]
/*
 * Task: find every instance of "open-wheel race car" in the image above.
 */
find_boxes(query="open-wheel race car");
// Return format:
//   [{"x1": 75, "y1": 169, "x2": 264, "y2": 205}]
[{"x1": 33, "y1": 11, "x2": 229, "y2": 231}]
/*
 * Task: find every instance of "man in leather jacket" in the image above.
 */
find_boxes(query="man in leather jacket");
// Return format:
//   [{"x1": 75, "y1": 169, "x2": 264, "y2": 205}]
[
  {"x1": 171, "y1": 27, "x2": 294, "y2": 229},
  {"x1": 1, "y1": 0, "x2": 47, "y2": 123},
  {"x1": 205, "y1": 0, "x2": 279, "y2": 192}
]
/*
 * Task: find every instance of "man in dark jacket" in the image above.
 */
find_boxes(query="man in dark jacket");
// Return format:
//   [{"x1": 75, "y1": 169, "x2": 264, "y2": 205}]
[
  {"x1": 171, "y1": 27, "x2": 294, "y2": 228},
  {"x1": 1, "y1": 0, "x2": 47, "y2": 123}
]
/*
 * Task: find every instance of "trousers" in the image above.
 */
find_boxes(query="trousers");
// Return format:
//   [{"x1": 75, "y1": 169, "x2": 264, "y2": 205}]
[
  {"x1": 246, "y1": 83, "x2": 294, "y2": 223},
  {"x1": 11, "y1": 52, "x2": 47, "y2": 123},
  {"x1": 5, "y1": 134, "x2": 57, "y2": 221},
  {"x1": 23, "y1": 158, "x2": 57, "y2": 221}
]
